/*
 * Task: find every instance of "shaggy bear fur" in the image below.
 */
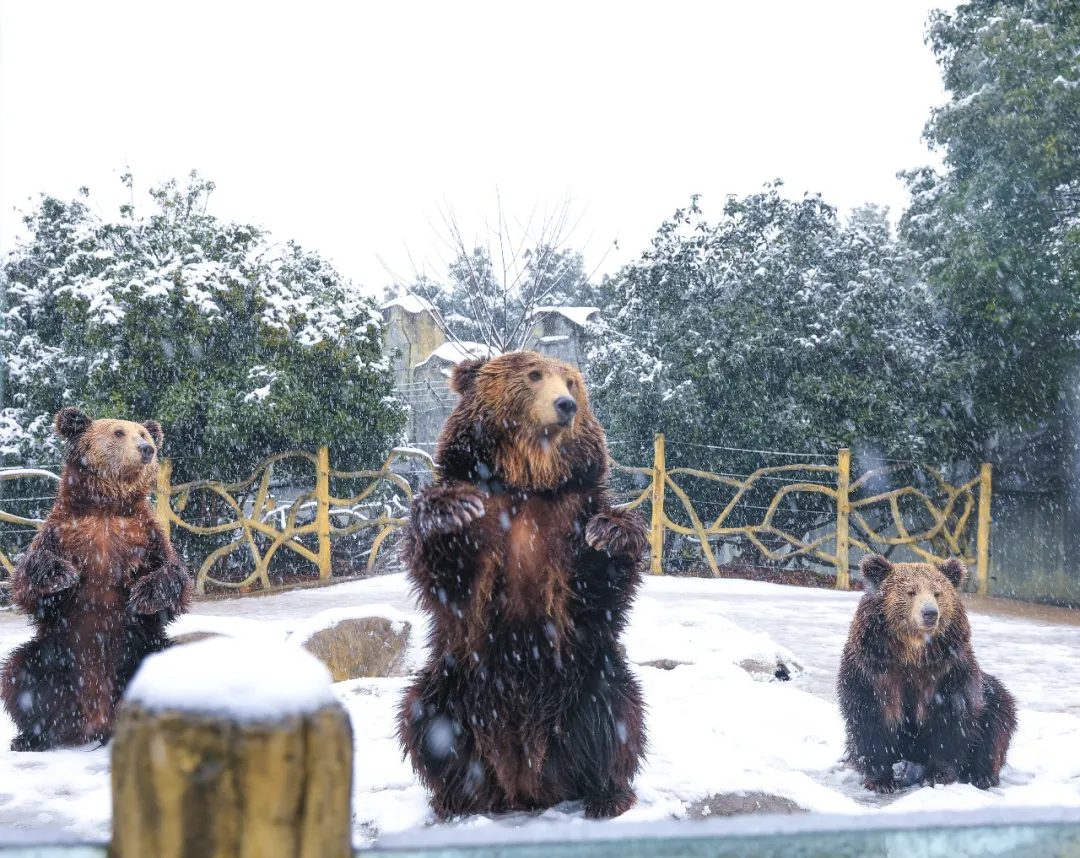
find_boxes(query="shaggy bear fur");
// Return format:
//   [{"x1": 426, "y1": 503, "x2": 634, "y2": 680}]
[
  {"x1": 1, "y1": 408, "x2": 192, "y2": 751},
  {"x1": 837, "y1": 554, "x2": 1016, "y2": 793},
  {"x1": 398, "y1": 351, "x2": 648, "y2": 820}
]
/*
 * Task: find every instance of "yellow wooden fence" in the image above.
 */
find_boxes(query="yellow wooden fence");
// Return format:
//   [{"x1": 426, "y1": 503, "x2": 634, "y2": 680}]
[
  {"x1": 0, "y1": 436, "x2": 993, "y2": 594},
  {"x1": 612, "y1": 434, "x2": 993, "y2": 594}
]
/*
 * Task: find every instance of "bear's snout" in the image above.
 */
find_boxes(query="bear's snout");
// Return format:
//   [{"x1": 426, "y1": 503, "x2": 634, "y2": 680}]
[
  {"x1": 554, "y1": 396, "x2": 578, "y2": 426},
  {"x1": 137, "y1": 442, "x2": 156, "y2": 464},
  {"x1": 920, "y1": 602, "x2": 940, "y2": 630}
]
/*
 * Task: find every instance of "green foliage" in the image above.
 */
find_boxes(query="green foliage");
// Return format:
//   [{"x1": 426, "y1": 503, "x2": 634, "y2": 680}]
[
  {"x1": 588, "y1": 187, "x2": 967, "y2": 477},
  {"x1": 1, "y1": 172, "x2": 406, "y2": 481},
  {"x1": 901, "y1": 0, "x2": 1080, "y2": 434}
]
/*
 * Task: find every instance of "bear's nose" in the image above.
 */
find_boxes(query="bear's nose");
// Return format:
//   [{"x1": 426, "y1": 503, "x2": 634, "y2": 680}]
[
  {"x1": 554, "y1": 396, "x2": 577, "y2": 425},
  {"x1": 921, "y1": 605, "x2": 939, "y2": 627},
  {"x1": 138, "y1": 443, "x2": 155, "y2": 464}
]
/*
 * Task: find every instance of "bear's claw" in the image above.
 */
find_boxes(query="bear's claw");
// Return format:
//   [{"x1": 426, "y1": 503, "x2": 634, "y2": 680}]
[
  {"x1": 27, "y1": 555, "x2": 80, "y2": 595},
  {"x1": 130, "y1": 562, "x2": 190, "y2": 616},
  {"x1": 585, "y1": 511, "x2": 646, "y2": 557},
  {"x1": 412, "y1": 486, "x2": 486, "y2": 536}
]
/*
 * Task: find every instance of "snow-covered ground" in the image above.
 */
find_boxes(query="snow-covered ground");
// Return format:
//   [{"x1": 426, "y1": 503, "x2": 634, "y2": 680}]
[{"x1": 1, "y1": 575, "x2": 1079, "y2": 847}]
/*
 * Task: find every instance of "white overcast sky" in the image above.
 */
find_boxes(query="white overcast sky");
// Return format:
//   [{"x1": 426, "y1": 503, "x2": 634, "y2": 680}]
[{"x1": 0, "y1": 1, "x2": 954, "y2": 295}]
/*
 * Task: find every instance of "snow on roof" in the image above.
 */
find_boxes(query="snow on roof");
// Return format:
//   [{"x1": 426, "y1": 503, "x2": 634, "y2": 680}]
[
  {"x1": 124, "y1": 636, "x2": 335, "y2": 720},
  {"x1": 530, "y1": 306, "x2": 600, "y2": 327},
  {"x1": 416, "y1": 340, "x2": 499, "y2": 368},
  {"x1": 380, "y1": 294, "x2": 440, "y2": 316}
]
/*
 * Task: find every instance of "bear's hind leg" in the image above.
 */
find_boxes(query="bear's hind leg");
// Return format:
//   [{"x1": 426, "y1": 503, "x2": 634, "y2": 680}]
[
  {"x1": 1, "y1": 636, "x2": 80, "y2": 751},
  {"x1": 545, "y1": 670, "x2": 645, "y2": 819},
  {"x1": 399, "y1": 681, "x2": 504, "y2": 818},
  {"x1": 961, "y1": 674, "x2": 1018, "y2": 789}
]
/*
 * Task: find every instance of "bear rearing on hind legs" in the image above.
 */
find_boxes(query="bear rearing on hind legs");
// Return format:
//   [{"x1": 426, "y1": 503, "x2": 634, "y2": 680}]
[
  {"x1": 1, "y1": 408, "x2": 192, "y2": 751},
  {"x1": 838, "y1": 553, "x2": 1016, "y2": 793},
  {"x1": 399, "y1": 351, "x2": 648, "y2": 820}
]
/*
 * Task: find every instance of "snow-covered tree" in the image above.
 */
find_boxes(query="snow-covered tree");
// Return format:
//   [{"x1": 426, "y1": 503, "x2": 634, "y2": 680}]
[
  {"x1": 588, "y1": 187, "x2": 967, "y2": 478},
  {"x1": 901, "y1": 0, "x2": 1080, "y2": 440},
  {"x1": 1, "y1": 172, "x2": 406, "y2": 481},
  {"x1": 385, "y1": 198, "x2": 602, "y2": 350}
]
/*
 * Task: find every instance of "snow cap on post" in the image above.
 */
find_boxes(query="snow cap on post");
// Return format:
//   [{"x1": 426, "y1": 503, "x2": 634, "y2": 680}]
[{"x1": 124, "y1": 636, "x2": 335, "y2": 720}]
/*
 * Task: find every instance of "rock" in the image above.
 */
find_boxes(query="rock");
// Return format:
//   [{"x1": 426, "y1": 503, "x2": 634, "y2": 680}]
[
  {"x1": 642, "y1": 659, "x2": 692, "y2": 671},
  {"x1": 685, "y1": 792, "x2": 807, "y2": 819},
  {"x1": 171, "y1": 631, "x2": 224, "y2": 647},
  {"x1": 738, "y1": 657, "x2": 796, "y2": 682},
  {"x1": 299, "y1": 617, "x2": 411, "y2": 682}
]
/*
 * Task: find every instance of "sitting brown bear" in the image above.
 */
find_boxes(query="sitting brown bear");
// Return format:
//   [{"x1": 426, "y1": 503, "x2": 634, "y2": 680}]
[
  {"x1": 1, "y1": 408, "x2": 192, "y2": 750},
  {"x1": 837, "y1": 554, "x2": 1017, "y2": 793},
  {"x1": 399, "y1": 352, "x2": 648, "y2": 819}
]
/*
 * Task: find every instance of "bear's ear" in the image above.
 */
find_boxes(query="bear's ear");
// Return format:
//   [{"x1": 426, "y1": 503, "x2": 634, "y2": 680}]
[
  {"x1": 860, "y1": 554, "x2": 893, "y2": 587},
  {"x1": 55, "y1": 407, "x2": 92, "y2": 442},
  {"x1": 938, "y1": 557, "x2": 968, "y2": 589},
  {"x1": 449, "y1": 358, "x2": 486, "y2": 395},
  {"x1": 143, "y1": 420, "x2": 164, "y2": 449}
]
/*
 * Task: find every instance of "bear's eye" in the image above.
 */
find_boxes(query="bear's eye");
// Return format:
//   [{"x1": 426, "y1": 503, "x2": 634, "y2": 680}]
[
  {"x1": 528, "y1": 370, "x2": 542, "y2": 382},
  {"x1": 934, "y1": 591, "x2": 941, "y2": 598},
  {"x1": 566, "y1": 378, "x2": 575, "y2": 390},
  {"x1": 907, "y1": 588, "x2": 917, "y2": 597},
  {"x1": 114, "y1": 429, "x2": 125, "y2": 438}
]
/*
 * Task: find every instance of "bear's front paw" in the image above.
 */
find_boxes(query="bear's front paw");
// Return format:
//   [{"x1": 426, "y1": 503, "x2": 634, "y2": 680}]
[
  {"x1": 27, "y1": 555, "x2": 80, "y2": 595},
  {"x1": 585, "y1": 511, "x2": 647, "y2": 557},
  {"x1": 130, "y1": 562, "x2": 191, "y2": 616},
  {"x1": 412, "y1": 486, "x2": 486, "y2": 536}
]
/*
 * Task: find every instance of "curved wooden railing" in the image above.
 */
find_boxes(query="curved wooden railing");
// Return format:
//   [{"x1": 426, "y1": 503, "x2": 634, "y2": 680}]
[
  {"x1": 0, "y1": 438, "x2": 992, "y2": 595},
  {"x1": 156, "y1": 446, "x2": 435, "y2": 593},
  {"x1": 613, "y1": 436, "x2": 992, "y2": 593}
]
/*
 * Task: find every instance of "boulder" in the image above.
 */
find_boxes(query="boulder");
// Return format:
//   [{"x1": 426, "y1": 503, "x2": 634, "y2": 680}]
[
  {"x1": 738, "y1": 657, "x2": 797, "y2": 682},
  {"x1": 171, "y1": 631, "x2": 224, "y2": 647},
  {"x1": 299, "y1": 616, "x2": 411, "y2": 682},
  {"x1": 685, "y1": 792, "x2": 806, "y2": 819}
]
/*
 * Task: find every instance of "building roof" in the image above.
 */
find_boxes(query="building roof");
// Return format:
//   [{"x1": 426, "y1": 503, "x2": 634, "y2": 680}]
[
  {"x1": 529, "y1": 306, "x2": 600, "y2": 327},
  {"x1": 380, "y1": 294, "x2": 441, "y2": 316},
  {"x1": 416, "y1": 341, "x2": 499, "y2": 369}
]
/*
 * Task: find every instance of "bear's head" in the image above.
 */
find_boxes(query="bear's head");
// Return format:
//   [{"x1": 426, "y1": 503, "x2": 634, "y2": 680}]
[
  {"x1": 861, "y1": 553, "x2": 967, "y2": 646},
  {"x1": 55, "y1": 407, "x2": 164, "y2": 503},
  {"x1": 436, "y1": 351, "x2": 607, "y2": 492}
]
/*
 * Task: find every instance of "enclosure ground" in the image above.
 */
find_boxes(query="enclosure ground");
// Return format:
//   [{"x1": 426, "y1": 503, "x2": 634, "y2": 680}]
[{"x1": 1, "y1": 574, "x2": 1078, "y2": 847}]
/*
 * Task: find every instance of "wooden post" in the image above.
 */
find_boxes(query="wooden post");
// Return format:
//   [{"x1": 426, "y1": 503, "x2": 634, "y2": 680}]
[
  {"x1": 976, "y1": 462, "x2": 993, "y2": 597},
  {"x1": 315, "y1": 446, "x2": 332, "y2": 580},
  {"x1": 111, "y1": 639, "x2": 353, "y2": 858},
  {"x1": 155, "y1": 458, "x2": 172, "y2": 539},
  {"x1": 835, "y1": 448, "x2": 851, "y2": 590},
  {"x1": 649, "y1": 433, "x2": 666, "y2": 576}
]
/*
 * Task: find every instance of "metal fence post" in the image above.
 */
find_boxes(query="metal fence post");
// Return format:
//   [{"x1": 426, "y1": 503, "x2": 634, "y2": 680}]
[
  {"x1": 650, "y1": 433, "x2": 666, "y2": 576},
  {"x1": 835, "y1": 448, "x2": 851, "y2": 590},
  {"x1": 976, "y1": 462, "x2": 992, "y2": 596}
]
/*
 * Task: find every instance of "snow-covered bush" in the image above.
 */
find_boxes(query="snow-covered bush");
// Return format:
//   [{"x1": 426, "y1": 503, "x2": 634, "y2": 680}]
[
  {"x1": 0, "y1": 172, "x2": 406, "y2": 481},
  {"x1": 588, "y1": 186, "x2": 965, "y2": 473}
]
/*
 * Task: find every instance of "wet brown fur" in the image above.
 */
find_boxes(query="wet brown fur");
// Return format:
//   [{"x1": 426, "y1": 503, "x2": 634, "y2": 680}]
[
  {"x1": 837, "y1": 554, "x2": 1017, "y2": 793},
  {"x1": 1, "y1": 408, "x2": 192, "y2": 750},
  {"x1": 399, "y1": 352, "x2": 647, "y2": 819}
]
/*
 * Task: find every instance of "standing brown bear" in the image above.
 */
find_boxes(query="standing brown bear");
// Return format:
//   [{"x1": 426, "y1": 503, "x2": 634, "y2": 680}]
[
  {"x1": 1, "y1": 408, "x2": 192, "y2": 751},
  {"x1": 399, "y1": 352, "x2": 648, "y2": 820},
  {"x1": 837, "y1": 554, "x2": 1017, "y2": 793}
]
